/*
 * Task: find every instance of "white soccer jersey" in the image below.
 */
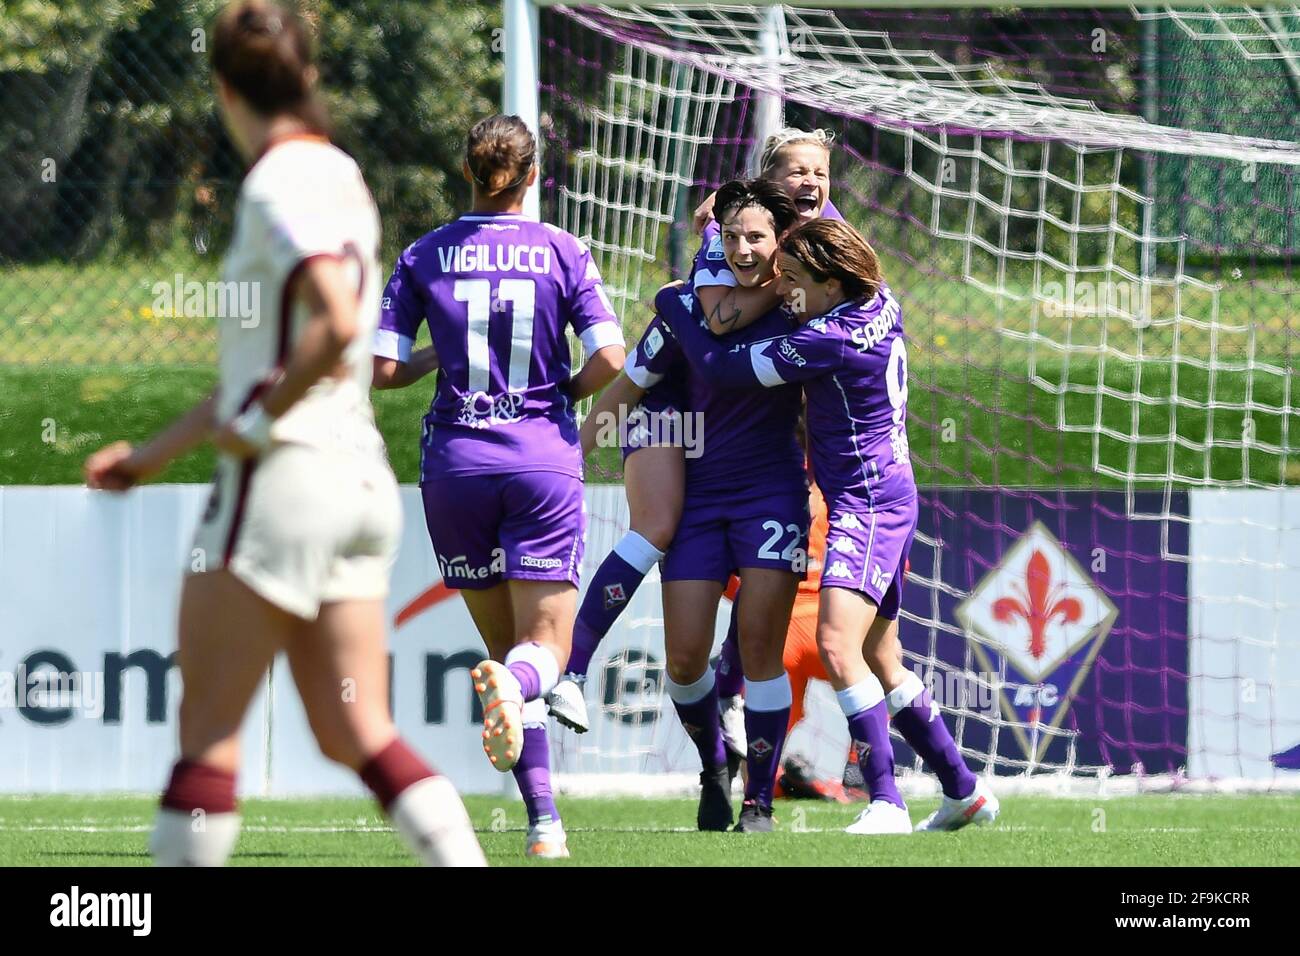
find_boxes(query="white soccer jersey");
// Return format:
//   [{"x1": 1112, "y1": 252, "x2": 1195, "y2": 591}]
[{"x1": 217, "y1": 136, "x2": 384, "y2": 455}]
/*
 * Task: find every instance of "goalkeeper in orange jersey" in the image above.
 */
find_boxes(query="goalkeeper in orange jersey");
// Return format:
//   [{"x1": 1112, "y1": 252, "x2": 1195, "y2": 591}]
[{"x1": 717, "y1": 478, "x2": 871, "y2": 803}]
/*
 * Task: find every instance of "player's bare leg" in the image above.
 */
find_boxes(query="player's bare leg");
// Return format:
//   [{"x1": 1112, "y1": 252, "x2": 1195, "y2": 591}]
[
  {"x1": 461, "y1": 583, "x2": 526, "y2": 772},
  {"x1": 509, "y1": 580, "x2": 576, "y2": 856},
  {"x1": 555, "y1": 443, "x2": 682, "y2": 732},
  {"x1": 288, "y1": 598, "x2": 485, "y2": 866},
  {"x1": 732, "y1": 567, "x2": 799, "y2": 832},
  {"x1": 663, "y1": 579, "x2": 733, "y2": 831},
  {"x1": 151, "y1": 570, "x2": 289, "y2": 866},
  {"x1": 816, "y1": 587, "x2": 911, "y2": 835},
  {"x1": 864, "y1": 617, "x2": 997, "y2": 831}
]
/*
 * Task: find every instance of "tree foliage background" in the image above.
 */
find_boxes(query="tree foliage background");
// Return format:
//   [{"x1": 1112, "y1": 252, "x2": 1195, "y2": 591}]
[{"x1": 0, "y1": 0, "x2": 502, "y2": 266}]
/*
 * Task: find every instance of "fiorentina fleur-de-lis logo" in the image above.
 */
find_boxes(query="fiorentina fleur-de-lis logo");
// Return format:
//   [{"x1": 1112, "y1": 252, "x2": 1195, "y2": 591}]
[
  {"x1": 956, "y1": 522, "x2": 1116, "y2": 686},
  {"x1": 954, "y1": 521, "x2": 1118, "y2": 764},
  {"x1": 991, "y1": 549, "x2": 1084, "y2": 661}
]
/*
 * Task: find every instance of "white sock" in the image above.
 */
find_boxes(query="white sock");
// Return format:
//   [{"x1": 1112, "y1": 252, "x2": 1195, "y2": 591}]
[
  {"x1": 505, "y1": 641, "x2": 561, "y2": 699},
  {"x1": 886, "y1": 672, "x2": 926, "y2": 717},
  {"x1": 149, "y1": 808, "x2": 241, "y2": 867},
  {"x1": 388, "y1": 776, "x2": 487, "y2": 867},
  {"x1": 522, "y1": 697, "x2": 548, "y2": 727},
  {"x1": 613, "y1": 530, "x2": 666, "y2": 574},
  {"x1": 836, "y1": 674, "x2": 886, "y2": 717},
  {"x1": 744, "y1": 673, "x2": 793, "y2": 712},
  {"x1": 664, "y1": 666, "x2": 715, "y2": 705}
]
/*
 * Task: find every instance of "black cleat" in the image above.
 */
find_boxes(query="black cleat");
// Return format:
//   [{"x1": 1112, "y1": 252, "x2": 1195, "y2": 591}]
[
  {"x1": 697, "y1": 765, "x2": 734, "y2": 831},
  {"x1": 733, "y1": 799, "x2": 774, "y2": 833}
]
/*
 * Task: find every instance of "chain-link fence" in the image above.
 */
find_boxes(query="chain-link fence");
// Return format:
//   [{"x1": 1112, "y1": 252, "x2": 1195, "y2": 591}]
[{"x1": 0, "y1": 0, "x2": 502, "y2": 367}]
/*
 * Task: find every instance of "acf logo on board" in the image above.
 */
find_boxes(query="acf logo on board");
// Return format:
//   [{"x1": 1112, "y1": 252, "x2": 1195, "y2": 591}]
[{"x1": 955, "y1": 521, "x2": 1117, "y2": 764}]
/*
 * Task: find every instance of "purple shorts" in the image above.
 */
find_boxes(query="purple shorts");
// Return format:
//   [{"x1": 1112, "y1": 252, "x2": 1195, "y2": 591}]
[
  {"x1": 621, "y1": 393, "x2": 689, "y2": 462},
  {"x1": 661, "y1": 490, "x2": 809, "y2": 584},
  {"x1": 421, "y1": 471, "x2": 584, "y2": 590},
  {"x1": 819, "y1": 497, "x2": 918, "y2": 620}
]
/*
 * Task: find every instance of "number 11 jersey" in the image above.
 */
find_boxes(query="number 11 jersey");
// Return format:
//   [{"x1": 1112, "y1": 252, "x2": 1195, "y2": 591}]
[{"x1": 375, "y1": 212, "x2": 624, "y2": 480}]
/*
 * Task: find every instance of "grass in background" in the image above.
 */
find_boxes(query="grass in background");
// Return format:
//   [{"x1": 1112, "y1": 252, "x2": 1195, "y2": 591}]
[
  {"x1": 3, "y1": 359, "x2": 1295, "y2": 487},
  {"x1": 0, "y1": 793, "x2": 1295, "y2": 866}
]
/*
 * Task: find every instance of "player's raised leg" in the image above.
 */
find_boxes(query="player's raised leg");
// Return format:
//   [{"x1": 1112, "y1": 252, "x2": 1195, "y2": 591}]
[
  {"x1": 663, "y1": 578, "x2": 734, "y2": 831},
  {"x1": 552, "y1": 430, "x2": 683, "y2": 733},
  {"x1": 867, "y1": 616, "x2": 998, "y2": 831},
  {"x1": 150, "y1": 569, "x2": 286, "y2": 866},
  {"x1": 289, "y1": 596, "x2": 485, "y2": 866}
]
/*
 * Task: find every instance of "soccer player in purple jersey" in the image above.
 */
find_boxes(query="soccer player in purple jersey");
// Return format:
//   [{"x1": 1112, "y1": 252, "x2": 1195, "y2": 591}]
[
  {"x1": 661, "y1": 218, "x2": 1000, "y2": 834},
  {"x1": 372, "y1": 115, "x2": 626, "y2": 857},
  {"x1": 619, "y1": 181, "x2": 810, "y2": 832},
  {"x1": 552, "y1": 129, "x2": 843, "y2": 759}
]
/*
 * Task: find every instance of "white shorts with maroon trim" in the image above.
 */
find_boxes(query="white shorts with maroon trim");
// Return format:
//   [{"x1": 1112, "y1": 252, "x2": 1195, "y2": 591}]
[{"x1": 191, "y1": 443, "x2": 401, "y2": 620}]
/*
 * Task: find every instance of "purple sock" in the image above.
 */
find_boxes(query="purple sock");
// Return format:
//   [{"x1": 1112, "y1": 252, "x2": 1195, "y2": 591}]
[
  {"x1": 507, "y1": 661, "x2": 540, "y2": 700},
  {"x1": 672, "y1": 686, "x2": 727, "y2": 771},
  {"x1": 512, "y1": 725, "x2": 559, "y2": 826},
  {"x1": 892, "y1": 689, "x2": 977, "y2": 800},
  {"x1": 845, "y1": 702, "x2": 905, "y2": 808},
  {"x1": 568, "y1": 546, "x2": 654, "y2": 676},
  {"x1": 715, "y1": 601, "x2": 744, "y2": 699},
  {"x1": 744, "y1": 706, "x2": 790, "y2": 807}
]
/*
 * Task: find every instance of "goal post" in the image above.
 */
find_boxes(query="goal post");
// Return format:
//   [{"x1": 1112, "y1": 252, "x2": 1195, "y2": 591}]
[{"x1": 503, "y1": 2, "x2": 1300, "y2": 794}]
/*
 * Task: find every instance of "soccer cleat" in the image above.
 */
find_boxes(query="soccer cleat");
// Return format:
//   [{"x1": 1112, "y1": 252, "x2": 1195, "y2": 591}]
[
  {"x1": 913, "y1": 778, "x2": 1000, "y2": 832},
  {"x1": 471, "y1": 660, "x2": 524, "y2": 772},
  {"x1": 844, "y1": 800, "x2": 914, "y2": 835},
  {"x1": 525, "y1": 818, "x2": 570, "y2": 859},
  {"x1": 547, "y1": 675, "x2": 590, "y2": 734},
  {"x1": 697, "y1": 765, "x2": 734, "y2": 831},
  {"x1": 733, "y1": 799, "x2": 775, "y2": 833}
]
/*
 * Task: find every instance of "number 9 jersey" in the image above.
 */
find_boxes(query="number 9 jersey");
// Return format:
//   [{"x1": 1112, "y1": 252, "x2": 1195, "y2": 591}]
[{"x1": 374, "y1": 213, "x2": 624, "y2": 481}]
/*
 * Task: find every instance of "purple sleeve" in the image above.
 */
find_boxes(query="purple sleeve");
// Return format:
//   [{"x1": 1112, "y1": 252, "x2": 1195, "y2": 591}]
[
  {"x1": 374, "y1": 249, "x2": 423, "y2": 362},
  {"x1": 822, "y1": 197, "x2": 845, "y2": 222},
  {"x1": 624, "y1": 311, "x2": 683, "y2": 390},
  {"x1": 690, "y1": 223, "x2": 736, "y2": 289},
  {"x1": 658, "y1": 287, "x2": 843, "y2": 388},
  {"x1": 566, "y1": 239, "x2": 624, "y2": 354}
]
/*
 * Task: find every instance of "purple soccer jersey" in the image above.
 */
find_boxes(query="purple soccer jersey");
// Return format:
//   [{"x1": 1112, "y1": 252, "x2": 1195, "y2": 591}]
[
  {"x1": 626, "y1": 287, "x2": 805, "y2": 500},
  {"x1": 375, "y1": 213, "x2": 624, "y2": 481},
  {"x1": 691, "y1": 197, "x2": 845, "y2": 290},
  {"x1": 659, "y1": 282, "x2": 915, "y2": 512}
]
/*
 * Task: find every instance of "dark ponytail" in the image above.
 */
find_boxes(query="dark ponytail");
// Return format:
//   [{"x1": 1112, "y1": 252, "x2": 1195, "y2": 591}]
[{"x1": 211, "y1": 1, "x2": 331, "y2": 135}]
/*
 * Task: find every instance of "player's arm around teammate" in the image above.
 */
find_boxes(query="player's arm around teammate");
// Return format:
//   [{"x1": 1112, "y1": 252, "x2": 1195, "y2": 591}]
[
  {"x1": 665, "y1": 219, "x2": 999, "y2": 834},
  {"x1": 85, "y1": 1, "x2": 484, "y2": 867},
  {"x1": 694, "y1": 128, "x2": 837, "y2": 335}
]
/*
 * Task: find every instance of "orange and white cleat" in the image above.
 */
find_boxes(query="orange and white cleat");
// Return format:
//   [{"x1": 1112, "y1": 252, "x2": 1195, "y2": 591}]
[
  {"x1": 913, "y1": 778, "x2": 1000, "y2": 832},
  {"x1": 525, "y1": 818, "x2": 570, "y2": 859},
  {"x1": 471, "y1": 660, "x2": 524, "y2": 772}
]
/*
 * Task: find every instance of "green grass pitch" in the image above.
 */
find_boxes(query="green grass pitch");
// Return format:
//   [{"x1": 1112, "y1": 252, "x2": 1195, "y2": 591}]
[{"x1": 2, "y1": 793, "x2": 1297, "y2": 866}]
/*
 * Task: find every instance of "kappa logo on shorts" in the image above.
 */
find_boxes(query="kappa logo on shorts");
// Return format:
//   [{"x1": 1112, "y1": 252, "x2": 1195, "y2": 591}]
[
  {"x1": 438, "y1": 548, "x2": 506, "y2": 582},
  {"x1": 603, "y1": 582, "x2": 627, "y2": 609},
  {"x1": 835, "y1": 513, "x2": 864, "y2": 531},
  {"x1": 521, "y1": 555, "x2": 564, "y2": 570},
  {"x1": 826, "y1": 559, "x2": 853, "y2": 579},
  {"x1": 828, "y1": 537, "x2": 859, "y2": 555}
]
